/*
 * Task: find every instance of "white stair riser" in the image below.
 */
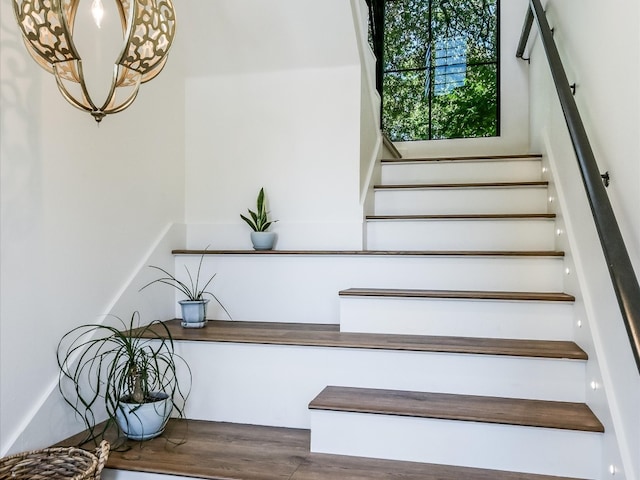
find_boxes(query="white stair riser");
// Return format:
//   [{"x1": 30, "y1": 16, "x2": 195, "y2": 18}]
[
  {"x1": 374, "y1": 187, "x2": 549, "y2": 215},
  {"x1": 381, "y1": 159, "x2": 543, "y2": 184},
  {"x1": 366, "y1": 219, "x2": 556, "y2": 251},
  {"x1": 340, "y1": 297, "x2": 574, "y2": 340},
  {"x1": 175, "y1": 256, "x2": 565, "y2": 324},
  {"x1": 309, "y1": 410, "x2": 601, "y2": 479},
  {"x1": 177, "y1": 342, "x2": 586, "y2": 429}
]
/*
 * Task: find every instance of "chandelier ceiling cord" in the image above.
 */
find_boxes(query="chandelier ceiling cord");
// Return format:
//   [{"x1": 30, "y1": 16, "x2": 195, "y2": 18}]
[{"x1": 13, "y1": 0, "x2": 177, "y2": 123}]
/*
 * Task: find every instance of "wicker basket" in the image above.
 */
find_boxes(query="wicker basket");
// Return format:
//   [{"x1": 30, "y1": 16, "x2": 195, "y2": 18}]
[{"x1": 0, "y1": 441, "x2": 109, "y2": 480}]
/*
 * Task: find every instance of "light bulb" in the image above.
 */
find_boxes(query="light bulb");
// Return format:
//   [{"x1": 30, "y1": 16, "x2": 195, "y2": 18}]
[{"x1": 91, "y1": 0, "x2": 105, "y2": 28}]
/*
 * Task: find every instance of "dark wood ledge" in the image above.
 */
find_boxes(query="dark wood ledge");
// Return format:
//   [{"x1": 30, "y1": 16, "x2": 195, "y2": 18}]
[
  {"x1": 142, "y1": 320, "x2": 587, "y2": 360},
  {"x1": 367, "y1": 213, "x2": 556, "y2": 220},
  {"x1": 382, "y1": 154, "x2": 543, "y2": 163},
  {"x1": 339, "y1": 288, "x2": 575, "y2": 302},
  {"x1": 173, "y1": 249, "x2": 564, "y2": 257},
  {"x1": 374, "y1": 181, "x2": 549, "y2": 190},
  {"x1": 309, "y1": 386, "x2": 604, "y2": 433}
]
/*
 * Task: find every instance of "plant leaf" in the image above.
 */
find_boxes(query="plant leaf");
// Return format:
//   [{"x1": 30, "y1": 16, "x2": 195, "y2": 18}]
[
  {"x1": 240, "y1": 214, "x2": 257, "y2": 231},
  {"x1": 256, "y1": 187, "x2": 265, "y2": 214}
]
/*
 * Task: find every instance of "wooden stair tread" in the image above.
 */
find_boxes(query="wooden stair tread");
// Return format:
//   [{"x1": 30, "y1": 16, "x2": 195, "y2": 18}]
[
  {"x1": 309, "y1": 386, "x2": 604, "y2": 433},
  {"x1": 382, "y1": 154, "x2": 543, "y2": 163},
  {"x1": 173, "y1": 249, "x2": 565, "y2": 257},
  {"x1": 60, "y1": 419, "x2": 589, "y2": 480},
  {"x1": 340, "y1": 288, "x2": 575, "y2": 302},
  {"x1": 144, "y1": 320, "x2": 587, "y2": 360},
  {"x1": 374, "y1": 181, "x2": 548, "y2": 189},
  {"x1": 367, "y1": 213, "x2": 556, "y2": 220}
]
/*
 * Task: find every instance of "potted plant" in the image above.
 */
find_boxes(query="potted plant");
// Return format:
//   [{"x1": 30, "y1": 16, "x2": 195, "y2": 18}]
[
  {"x1": 140, "y1": 250, "x2": 231, "y2": 328},
  {"x1": 56, "y1": 312, "x2": 191, "y2": 446},
  {"x1": 240, "y1": 187, "x2": 278, "y2": 250}
]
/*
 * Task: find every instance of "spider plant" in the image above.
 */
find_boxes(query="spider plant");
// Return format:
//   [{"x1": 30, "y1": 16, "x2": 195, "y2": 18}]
[
  {"x1": 56, "y1": 312, "x2": 191, "y2": 446},
  {"x1": 139, "y1": 249, "x2": 231, "y2": 321}
]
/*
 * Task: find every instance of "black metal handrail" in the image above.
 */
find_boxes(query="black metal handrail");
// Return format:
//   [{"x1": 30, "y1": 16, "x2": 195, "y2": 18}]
[{"x1": 517, "y1": 0, "x2": 640, "y2": 373}]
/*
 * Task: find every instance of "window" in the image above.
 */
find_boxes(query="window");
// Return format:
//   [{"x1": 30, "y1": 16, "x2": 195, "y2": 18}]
[
  {"x1": 380, "y1": 0, "x2": 499, "y2": 141},
  {"x1": 430, "y1": 37, "x2": 467, "y2": 95}
]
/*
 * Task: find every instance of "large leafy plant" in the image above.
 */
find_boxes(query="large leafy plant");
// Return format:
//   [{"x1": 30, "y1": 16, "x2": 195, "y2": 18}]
[
  {"x1": 56, "y1": 312, "x2": 191, "y2": 446},
  {"x1": 240, "y1": 187, "x2": 277, "y2": 232}
]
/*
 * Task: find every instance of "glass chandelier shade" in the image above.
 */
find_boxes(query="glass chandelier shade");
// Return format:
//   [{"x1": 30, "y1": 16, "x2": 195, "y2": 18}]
[{"x1": 12, "y1": 0, "x2": 177, "y2": 122}]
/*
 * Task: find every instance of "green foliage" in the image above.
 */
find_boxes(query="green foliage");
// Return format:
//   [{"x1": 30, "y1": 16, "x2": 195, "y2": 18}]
[
  {"x1": 383, "y1": 70, "x2": 430, "y2": 141},
  {"x1": 240, "y1": 187, "x2": 277, "y2": 232},
  {"x1": 56, "y1": 312, "x2": 191, "y2": 447},
  {"x1": 381, "y1": 0, "x2": 499, "y2": 141},
  {"x1": 383, "y1": 0, "x2": 431, "y2": 72},
  {"x1": 140, "y1": 250, "x2": 231, "y2": 319},
  {"x1": 431, "y1": 64, "x2": 497, "y2": 139}
]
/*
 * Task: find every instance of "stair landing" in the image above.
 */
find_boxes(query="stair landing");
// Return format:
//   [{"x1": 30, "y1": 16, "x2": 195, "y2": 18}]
[{"x1": 62, "y1": 419, "x2": 587, "y2": 480}]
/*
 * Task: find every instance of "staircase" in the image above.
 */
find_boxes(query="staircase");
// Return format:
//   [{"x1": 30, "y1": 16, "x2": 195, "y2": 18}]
[{"x1": 103, "y1": 153, "x2": 603, "y2": 479}]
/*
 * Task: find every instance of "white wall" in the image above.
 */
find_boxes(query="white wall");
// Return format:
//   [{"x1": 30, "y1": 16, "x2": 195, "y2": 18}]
[
  {"x1": 526, "y1": 0, "x2": 640, "y2": 478},
  {"x1": 394, "y1": 0, "x2": 531, "y2": 158},
  {"x1": 0, "y1": 0, "x2": 368, "y2": 455},
  {"x1": 0, "y1": 0, "x2": 187, "y2": 454},
  {"x1": 184, "y1": 67, "x2": 363, "y2": 250},
  {"x1": 182, "y1": 0, "x2": 365, "y2": 250},
  {"x1": 351, "y1": 0, "x2": 382, "y2": 205}
]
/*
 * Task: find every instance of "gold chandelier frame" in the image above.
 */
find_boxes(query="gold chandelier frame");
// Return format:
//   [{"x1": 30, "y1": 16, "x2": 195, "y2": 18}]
[{"x1": 13, "y1": 0, "x2": 176, "y2": 122}]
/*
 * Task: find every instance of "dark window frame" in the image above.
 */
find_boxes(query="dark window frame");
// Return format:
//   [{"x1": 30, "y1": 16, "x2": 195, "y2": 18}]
[{"x1": 368, "y1": 0, "x2": 501, "y2": 141}]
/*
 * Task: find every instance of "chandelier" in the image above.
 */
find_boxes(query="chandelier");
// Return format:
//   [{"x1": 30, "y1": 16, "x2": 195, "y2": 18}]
[{"x1": 12, "y1": 0, "x2": 177, "y2": 123}]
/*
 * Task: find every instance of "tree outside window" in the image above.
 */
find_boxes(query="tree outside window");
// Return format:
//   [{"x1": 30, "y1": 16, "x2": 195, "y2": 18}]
[{"x1": 381, "y1": 0, "x2": 499, "y2": 141}]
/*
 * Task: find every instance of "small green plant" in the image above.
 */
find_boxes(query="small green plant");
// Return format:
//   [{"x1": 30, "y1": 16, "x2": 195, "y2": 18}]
[
  {"x1": 139, "y1": 249, "x2": 231, "y2": 319},
  {"x1": 56, "y1": 312, "x2": 191, "y2": 446},
  {"x1": 240, "y1": 187, "x2": 277, "y2": 232}
]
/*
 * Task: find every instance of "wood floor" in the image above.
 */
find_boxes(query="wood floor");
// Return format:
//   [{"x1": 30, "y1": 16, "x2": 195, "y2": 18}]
[{"x1": 62, "y1": 419, "x2": 587, "y2": 480}]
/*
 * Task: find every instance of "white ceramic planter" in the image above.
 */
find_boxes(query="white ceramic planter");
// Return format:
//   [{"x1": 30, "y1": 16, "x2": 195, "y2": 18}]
[
  {"x1": 250, "y1": 231, "x2": 276, "y2": 250},
  {"x1": 115, "y1": 392, "x2": 172, "y2": 441},
  {"x1": 179, "y1": 299, "x2": 209, "y2": 328}
]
